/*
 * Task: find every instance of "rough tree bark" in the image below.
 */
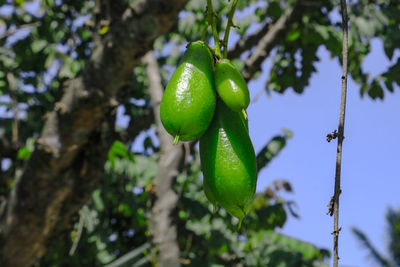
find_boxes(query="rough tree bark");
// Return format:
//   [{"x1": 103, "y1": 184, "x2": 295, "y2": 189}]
[
  {"x1": 0, "y1": 1, "x2": 187, "y2": 266},
  {"x1": 142, "y1": 51, "x2": 185, "y2": 267}
]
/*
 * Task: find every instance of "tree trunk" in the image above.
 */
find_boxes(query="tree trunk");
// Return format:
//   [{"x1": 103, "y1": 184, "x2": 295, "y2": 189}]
[
  {"x1": 143, "y1": 51, "x2": 184, "y2": 267},
  {"x1": 0, "y1": 1, "x2": 188, "y2": 266}
]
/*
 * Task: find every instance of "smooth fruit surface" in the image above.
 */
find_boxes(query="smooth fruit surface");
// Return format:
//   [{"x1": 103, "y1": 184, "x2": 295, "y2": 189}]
[
  {"x1": 215, "y1": 59, "x2": 250, "y2": 113},
  {"x1": 203, "y1": 178, "x2": 217, "y2": 212},
  {"x1": 200, "y1": 99, "x2": 257, "y2": 224},
  {"x1": 160, "y1": 41, "x2": 216, "y2": 141}
]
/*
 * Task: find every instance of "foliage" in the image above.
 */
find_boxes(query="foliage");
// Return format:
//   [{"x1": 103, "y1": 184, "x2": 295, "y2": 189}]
[
  {"x1": 0, "y1": 0, "x2": 399, "y2": 266},
  {"x1": 352, "y1": 207, "x2": 400, "y2": 267},
  {"x1": 266, "y1": 0, "x2": 400, "y2": 99},
  {"x1": 39, "y1": 145, "x2": 329, "y2": 266}
]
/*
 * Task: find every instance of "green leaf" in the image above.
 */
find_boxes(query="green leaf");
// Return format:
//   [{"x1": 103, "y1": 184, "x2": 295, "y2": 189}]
[
  {"x1": 17, "y1": 138, "x2": 35, "y2": 160},
  {"x1": 118, "y1": 203, "x2": 132, "y2": 217},
  {"x1": 98, "y1": 25, "x2": 109, "y2": 35},
  {"x1": 31, "y1": 40, "x2": 47, "y2": 53},
  {"x1": 352, "y1": 227, "x2": 392, "y2": 267},
  {"x1": 286, "y1": 30, "x2": 300, "y2": 42},
  {"x1": 282, "y1": 128, "x2": 293, "y2": 139},
  {"x1": 108, "y1": 140, "x2": 133, "y2": 167},
  {"x1": 15, "y1": 0, "x2": 25, "y2": 5},
  {"x1": 44, "y1": 51, "x2": 55, "y2": 68},
  {"x1": 92, "y1": 189, "x2": 104, "y2": 211},
  {"x1": 257, "y1": 131, "x2": 291, "y2": 171},
  {"x1": 354, "y1": 17, "x2": 376, "y2": 37},
  {"x1": 17, "y1": 147, "x2": 32, "y2": 160},
  {"x1": 97, "y1": 250, "x2": 115, "y2": 264}
]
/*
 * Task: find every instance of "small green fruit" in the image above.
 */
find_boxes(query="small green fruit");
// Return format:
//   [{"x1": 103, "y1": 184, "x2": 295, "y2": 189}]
[
  {"x1": 200, "y1": 99, "x2": 257, "y2": 228},
  {"x1": 160, "y1": 41, "x2": 216, "y2": 142},
  {"x1": 215, "y1": 59, "x2": 250, "y2": 118}
]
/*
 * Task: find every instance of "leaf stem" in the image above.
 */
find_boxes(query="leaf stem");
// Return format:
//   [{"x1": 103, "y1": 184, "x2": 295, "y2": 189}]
[
  {"x1": 222, "y1": 0, "x2": 238, "y2": 58},
  {"x1": 207, "y1": 0, "x2": 221, "y2": 58}
]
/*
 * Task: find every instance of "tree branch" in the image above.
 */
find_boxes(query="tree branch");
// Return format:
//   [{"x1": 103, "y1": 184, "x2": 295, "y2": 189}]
[
  {"x1": 332, "y1": 0, "x2": 349, "y2": 266},
  {"x1": 0, "y1": 22, "x2": 41, "y2": 40},
  {"x1": 142, "y1": 51, "x2": 184, "y2": 267},
  {"x1": 227, "y1": 22, "x2": 270, "y2": 60},
  {"x1": 0, "y1": 1, "x2": 188, "y2": 266},
  {"x1": 6, "y1": 73, "x2": 19, "y2": 147},
  {"x1": 238, "y1": 0, "x2": 307, "y2": 81}
]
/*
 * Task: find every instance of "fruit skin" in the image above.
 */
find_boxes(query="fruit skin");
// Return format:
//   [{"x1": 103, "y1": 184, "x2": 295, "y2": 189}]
[
  {"x1": 203, "y1": 178, "x2": 217, "y2": 212},
  {"x1": 214, "y1": 59, "x2": 250, "y2": 113},
  {"x1": 200, "y1": 99, "x2": 257, "y2": 225},
  {"x1": 160, "y1": 41, "x2": 216, "y2": 141}
]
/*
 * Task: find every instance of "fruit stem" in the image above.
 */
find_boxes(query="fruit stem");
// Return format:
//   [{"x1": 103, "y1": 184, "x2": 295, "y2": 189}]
[
  {"x1": 237, "y1": 218, "x2": 243, "y2": 230},
  {"x1": 173, "y1": 135, "x2": 180, "y2": 145},
  {"x1": 212, "y1": 203, "x2": 217, "y2": 214},
  {"x1": 223, "y1": 0, "x2": 238, "y2": 58},
  {"x1": 241, "y1": 109, "x2": 248, "y2": 120},
  {"x1": 207, "y1": 0, "x2": 222, "y2": 59}
]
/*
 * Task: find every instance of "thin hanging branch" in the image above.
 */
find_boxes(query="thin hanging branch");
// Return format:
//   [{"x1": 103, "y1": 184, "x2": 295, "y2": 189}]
[{"x1": 331, "y1": 0, "x2": 349, "y2": 266}]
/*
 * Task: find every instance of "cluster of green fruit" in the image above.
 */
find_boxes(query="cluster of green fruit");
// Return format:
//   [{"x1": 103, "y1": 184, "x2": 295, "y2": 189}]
[{"x1": 160, "y1": 41, "x2": 257, "y2": 228}]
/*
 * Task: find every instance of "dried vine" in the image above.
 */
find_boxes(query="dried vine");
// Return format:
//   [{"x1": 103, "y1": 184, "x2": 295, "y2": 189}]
[{"x1": 329, "y1": 0, "x2": 349, "y2": 266}]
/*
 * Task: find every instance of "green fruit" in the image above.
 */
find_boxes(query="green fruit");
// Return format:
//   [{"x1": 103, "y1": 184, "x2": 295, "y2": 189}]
[
  {"x1": 200, "y1": 99, "x2": 257, "y2": 228},
  {"x1": 239, "y1": 107, "x2": 249, "y2": 131},
  {"x1": 203, "y1": 178, "x2": 217, "y2": 213},
  {"x1": 215, "y1": 59, "x2": 250, "y2": 118},
  {"x1": 160, "y1": 41, "x2": 216, "y2": 142}
]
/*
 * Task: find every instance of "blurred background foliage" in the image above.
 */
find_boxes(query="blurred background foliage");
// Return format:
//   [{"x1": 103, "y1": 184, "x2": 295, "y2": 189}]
[
  {"x1": 0, "y1": 0, "x2": 399, "y2": 266},
  {"x1": 352, "y1": 208, "x2": 400, "y2": 267}
]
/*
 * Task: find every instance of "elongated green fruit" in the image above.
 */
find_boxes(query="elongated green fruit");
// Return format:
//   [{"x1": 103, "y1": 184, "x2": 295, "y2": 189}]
[
  {"x1": 160, "y1": 41, "x2": 216, "y2": 141},
  {"x1": 200, "y1": 99, "x2": 257, "y2": 227},
  {"x1": 203, "y1": 178, "x2": 217, "y2": 213},
  {"x1": 239, "y1": 108, "x2": 248, "y2": 132},
  {"x1": 215, "y1": 59, "x2": 250, "y2": 116}
]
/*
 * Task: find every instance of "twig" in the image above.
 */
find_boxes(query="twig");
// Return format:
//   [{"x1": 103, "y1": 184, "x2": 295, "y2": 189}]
[
  {"x1": 332, "y1": 0, "x2": 349, "y2": 266},
  {"x1": 0, "y1": 22, "x2": 41, "y2": 40},
  {"x1": 222, "y1": 0, "x2": 238, "y2": 58},
  {"x1": 69, "y1": 209, "x2": 85, "y2": 256}
]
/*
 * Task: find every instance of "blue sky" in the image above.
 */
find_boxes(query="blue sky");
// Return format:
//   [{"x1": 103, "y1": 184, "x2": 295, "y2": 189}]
[{"x1": 247, "y1": 39, "x2": 399, "y2": 267}]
